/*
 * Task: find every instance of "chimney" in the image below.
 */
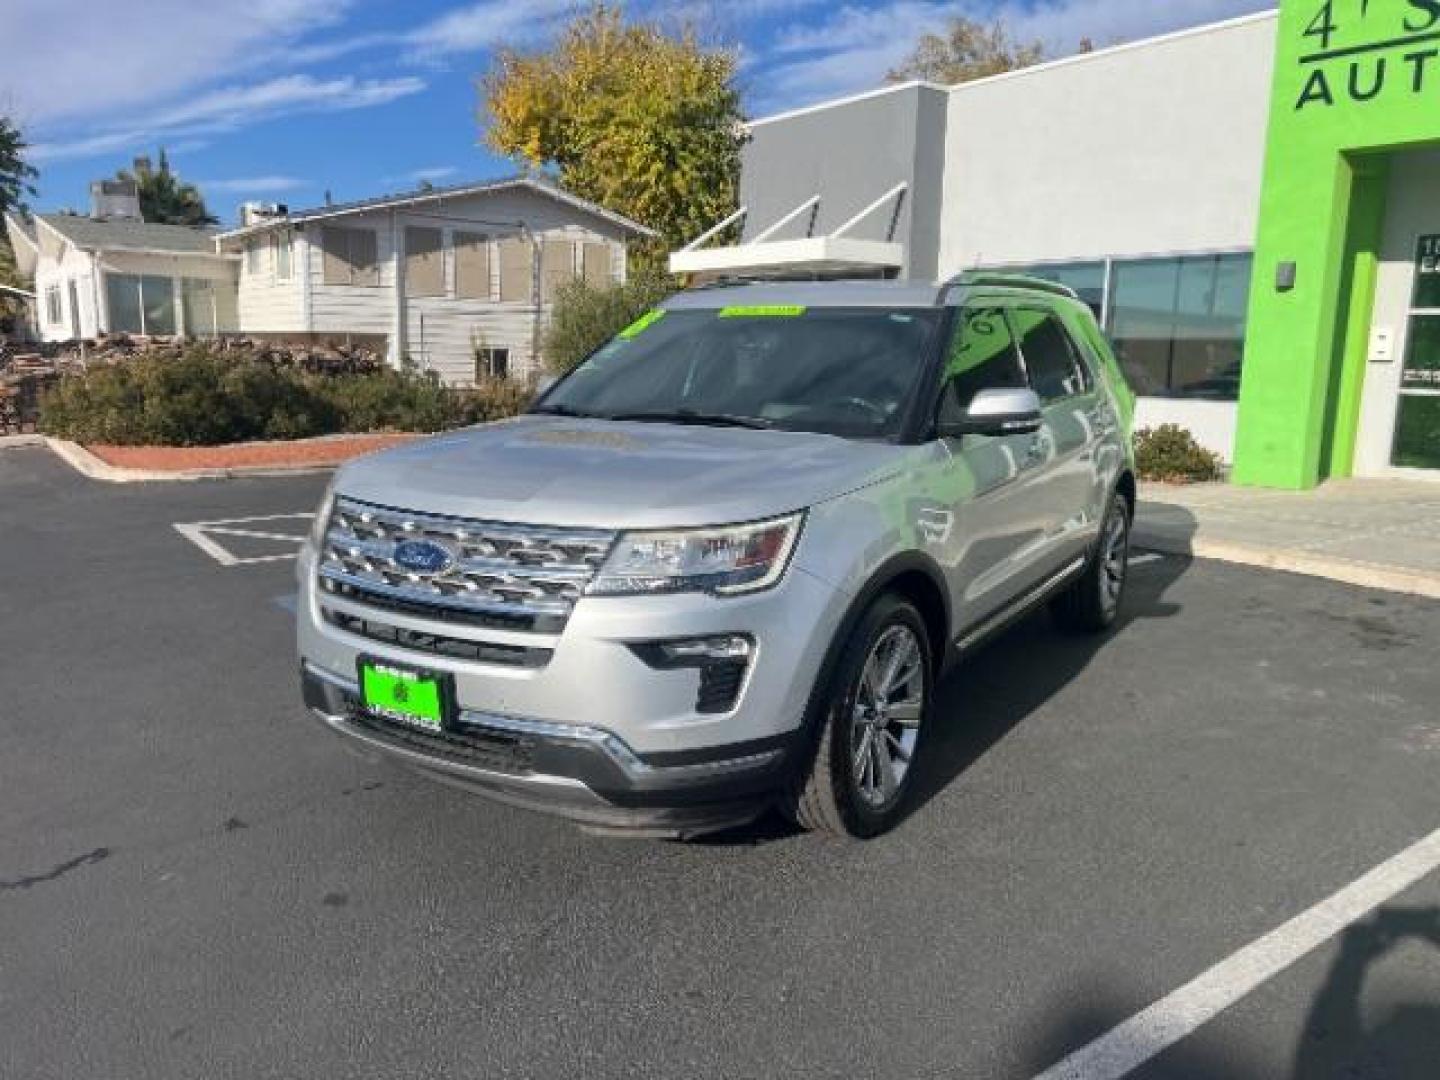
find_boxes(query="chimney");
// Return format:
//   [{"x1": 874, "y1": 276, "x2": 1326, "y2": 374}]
[
  {"x1": 238, "y1": 201, "x2": 289, "y2": 227},
  {"x1": 89, "y1": 178, "x2": 143, "y2": 221}
]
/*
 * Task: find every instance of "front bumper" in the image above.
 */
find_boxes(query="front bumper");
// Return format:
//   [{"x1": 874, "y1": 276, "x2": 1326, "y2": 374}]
[{"x1": 302, "y1": 661, "x2": 800, "y2": 838}]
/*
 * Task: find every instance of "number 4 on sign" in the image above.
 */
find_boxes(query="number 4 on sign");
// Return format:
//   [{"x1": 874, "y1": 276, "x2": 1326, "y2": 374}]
[{"x1": 1306, "y1": 1, "x2": 1338, "y2": 50}]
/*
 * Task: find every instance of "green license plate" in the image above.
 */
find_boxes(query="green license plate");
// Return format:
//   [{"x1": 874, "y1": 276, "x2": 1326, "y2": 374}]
[{"x1": 359, "y1": 661, "x2": 447, "y2": 733}]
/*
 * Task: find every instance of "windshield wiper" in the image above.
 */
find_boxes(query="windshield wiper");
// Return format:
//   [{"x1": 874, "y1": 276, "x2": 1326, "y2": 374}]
[
  {"x1": 605, "y1": 410, "x2": 776, "y2": 430},
  {"x1": 530, "y1": 404, "x2": 600, "y2": 419}
]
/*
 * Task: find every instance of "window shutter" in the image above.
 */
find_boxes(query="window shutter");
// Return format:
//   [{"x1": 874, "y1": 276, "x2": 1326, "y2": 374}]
[
  {"x1": 540, "y1": 239, "x2": 576, "y2": 303},
  {"x1": 582, "y1": 243, "x2": 612, "y2": 286},
  {"x1": 322, "y1": 227, "x2": 351, "y2": 285},
  {"x1": 405, "y1": 227, "x2": 444, "y2": 297},
  {"x1": 498, "y1": 238, "x2": 533, "y2": 303},
  {"x1": 454, "y1": 232, "x2": 491, "y2": 300},
  {"x1": 351, "y1": 229, "x2": 379, "y2": 287}
]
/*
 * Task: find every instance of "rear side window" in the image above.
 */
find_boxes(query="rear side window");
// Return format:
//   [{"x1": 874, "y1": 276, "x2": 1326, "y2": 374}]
[
  {"x1": 938, "y1": 306, "x2": 1027, "y2": 425},
  {"x1": 1012, "y1": 308, "x2": 1089, "y2": 403}
]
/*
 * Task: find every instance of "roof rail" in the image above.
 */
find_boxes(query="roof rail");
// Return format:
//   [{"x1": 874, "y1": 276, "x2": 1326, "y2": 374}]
[{"x1": 946, "y1": 271, "x2": 1080, "y2": 300}]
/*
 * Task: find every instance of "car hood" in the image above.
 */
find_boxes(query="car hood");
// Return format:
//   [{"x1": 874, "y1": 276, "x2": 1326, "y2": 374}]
[{"x1": 334, "y1": 415, "x2": 907, "y2": 529}]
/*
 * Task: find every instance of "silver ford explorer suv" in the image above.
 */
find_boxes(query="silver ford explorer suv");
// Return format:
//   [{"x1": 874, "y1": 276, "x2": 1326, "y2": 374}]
[{"x1": 298, "y1": 274, "x2": 1136, "y2": 839}]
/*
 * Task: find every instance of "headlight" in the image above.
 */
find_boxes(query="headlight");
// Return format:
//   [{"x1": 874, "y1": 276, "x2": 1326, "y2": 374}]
[
  {"x1": 588, "y1": 513, "x2": 804, "y2": 597},
  {"x1": 308, "y1": 477, "x2": 338, "y2": 550}
]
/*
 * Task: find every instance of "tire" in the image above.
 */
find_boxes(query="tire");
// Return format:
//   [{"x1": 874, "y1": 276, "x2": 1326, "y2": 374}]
[
  {"x1": 783, "y1": 593, "x2": 934, "y2": 839},
  {"x1": 1052, "y1": 489, "x2": 1132, "y2": 634}
]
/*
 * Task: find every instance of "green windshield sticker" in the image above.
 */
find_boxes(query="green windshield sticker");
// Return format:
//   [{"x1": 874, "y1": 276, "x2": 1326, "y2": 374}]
[
  {"x1": 718, "y1": 305, "x2": 807, "y2": 319},
  {"x1": 618, "y1": 310, "x2": 666, "y2": 339}
]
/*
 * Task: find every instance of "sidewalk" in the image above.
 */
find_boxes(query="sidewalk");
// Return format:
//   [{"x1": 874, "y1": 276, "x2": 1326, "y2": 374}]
[{"x1": 1135, "y1": 478, "x2": 1440, "y2": 600}]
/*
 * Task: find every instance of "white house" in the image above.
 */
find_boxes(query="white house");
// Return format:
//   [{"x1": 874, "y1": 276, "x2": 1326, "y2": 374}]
[
  {"x1": 4, "y1": 174, "x2": 655, "y2": 385},
  {"x1": 5, "y1": 180, "x2": 240, "y2": 342},
  {"x1": 213, "y1": 175, "x2": 655, "y2": 383}
]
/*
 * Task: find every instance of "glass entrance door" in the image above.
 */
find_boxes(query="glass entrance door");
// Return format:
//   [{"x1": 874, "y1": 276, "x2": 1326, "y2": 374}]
[{"x1": 1392, "y1": 234, "x2": 1440, "y2": 469}]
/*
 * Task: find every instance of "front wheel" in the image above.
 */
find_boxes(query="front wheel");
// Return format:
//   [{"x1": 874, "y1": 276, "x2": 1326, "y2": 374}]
[
  {"x1": 783, "y1": 594, "x2": 934, "y2": 839},
  {"x1": 1052, "y1": 490, "x2": 1131, "y2": 634}
]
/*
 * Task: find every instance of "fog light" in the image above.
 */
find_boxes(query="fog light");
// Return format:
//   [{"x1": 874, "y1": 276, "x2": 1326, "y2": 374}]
[
  {"x1": 629, "y1": 635, "x2": 755, "y2": 715},
  {"x1": 657, "y1": 635, "x2": 752, "y2": 663}
]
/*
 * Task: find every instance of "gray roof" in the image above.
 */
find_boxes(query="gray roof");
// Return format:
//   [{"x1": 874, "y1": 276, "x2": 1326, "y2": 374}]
[
  {"x1": 38, "y1": 214, "x2": 220, "y2": 254},
  {"x1": 216, "y1": 174, "x2": 657, "y2": 241}
]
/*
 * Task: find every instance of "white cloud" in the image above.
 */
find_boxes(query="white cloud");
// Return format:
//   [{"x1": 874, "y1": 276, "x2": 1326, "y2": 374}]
[
  {"x1": 29, "y1": 76, "x2": 426, "y2": 163},
  {"x1": 754, "y1": 0, "x2": 1273, "y2": 113},
  {"x1": 1, "y1": 0, "x2": 356, "y2": 128},
  {"x1": 199, "y1": 175, "x2": 309, "y2": 194},
  {"x1": 403, "y1": 0, "x2": 579, "y2": 59}
]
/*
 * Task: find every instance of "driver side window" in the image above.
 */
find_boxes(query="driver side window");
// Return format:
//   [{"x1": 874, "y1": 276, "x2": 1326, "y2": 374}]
[{"x1": 937, "y1": 306, "x2": 1027, "y2": 428}]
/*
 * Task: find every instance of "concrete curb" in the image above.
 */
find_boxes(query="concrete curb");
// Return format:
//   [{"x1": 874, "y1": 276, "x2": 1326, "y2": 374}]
[
  {"x1": 1135, "y1": 528, "x2": 1440, "y2": 601},
  {"x1": 2, "y1": 435, "x2": 337, "y2": 483}
]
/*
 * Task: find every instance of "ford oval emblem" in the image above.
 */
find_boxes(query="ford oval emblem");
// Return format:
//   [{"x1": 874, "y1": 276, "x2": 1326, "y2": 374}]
[{"x1": 393, "y1": 538, "x2": 456, "y2": 575}]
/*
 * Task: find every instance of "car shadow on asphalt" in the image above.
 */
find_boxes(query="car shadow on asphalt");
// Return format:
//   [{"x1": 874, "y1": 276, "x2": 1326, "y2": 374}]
[
  {"x1": 1019, "y1": 906, "x2": 1440, "y2": 1079},
  {"x1": 902, "y1": 542, "x2": 1191, "y2": 828},
  {"x1": 700, "y1": 516, "x2": 1199, "y2": 848}
]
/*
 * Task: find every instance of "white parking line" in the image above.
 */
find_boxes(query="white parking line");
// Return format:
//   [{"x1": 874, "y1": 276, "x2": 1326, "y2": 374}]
[
  {"x1": 173, "y1": 513, "x2": 314, "y2": 567},
  {"x1": 1032, "y1": 823, "x2": 1440, "y2": 1080}
]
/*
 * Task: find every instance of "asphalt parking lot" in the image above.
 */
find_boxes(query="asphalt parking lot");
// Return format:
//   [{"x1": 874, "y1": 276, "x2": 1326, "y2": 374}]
[{"x1": 3, "y1": 444, "x2": 1440, "y2": 1079}]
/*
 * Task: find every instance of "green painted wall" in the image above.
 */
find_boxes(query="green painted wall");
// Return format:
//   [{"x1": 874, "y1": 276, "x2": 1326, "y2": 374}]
[{"x1": 1234, "y1": 0, "x2": 1440, "y2": 488}]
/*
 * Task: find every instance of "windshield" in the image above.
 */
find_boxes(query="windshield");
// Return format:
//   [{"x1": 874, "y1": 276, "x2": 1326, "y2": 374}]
[{"x1": 535, "y1": 306, "x2": 942, "y2": 439}]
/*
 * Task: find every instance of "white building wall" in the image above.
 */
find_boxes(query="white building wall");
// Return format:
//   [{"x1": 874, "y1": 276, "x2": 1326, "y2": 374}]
[
  {"x1": 32, "y1": 244, "x2": 99, "y2": 341},
  {"x1": 236, "y1": 230, "x2": 305, "y2": 331},
  {"x1": 939, "y1": 12, "x2": 1277, "y2": 272},
  {"x1": 296, "y1": 188, "x2": 629, "y2": 383}
]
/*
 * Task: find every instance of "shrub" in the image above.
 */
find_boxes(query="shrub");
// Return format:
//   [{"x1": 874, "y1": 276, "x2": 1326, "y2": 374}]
[
  {"x1": 451, "y1": 376, "x2": 536, "y2": 426},
  {"x1": 37, "y1": 342, "x2": 531, "y2": 446},
  {"x1": 1134, "y1": 424, "x2": 1224, "y2": 483},
  {"x1": 542, "y1": 269, "x2": 675, "y2": 375}
]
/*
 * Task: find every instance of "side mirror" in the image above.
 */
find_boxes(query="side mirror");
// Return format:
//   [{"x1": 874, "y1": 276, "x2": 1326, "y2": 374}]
[{"x1": 936, "y1": 387, "x2": 1043, "y2": 440}]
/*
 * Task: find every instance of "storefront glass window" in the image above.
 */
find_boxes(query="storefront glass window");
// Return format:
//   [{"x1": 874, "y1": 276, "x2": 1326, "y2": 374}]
[
  {"x1": 1108, "y1": 253, "x2": 1252, "y2": 400},
  {"x1": 1392, "y1": 396, "x2": 1440, "y2": 470}
]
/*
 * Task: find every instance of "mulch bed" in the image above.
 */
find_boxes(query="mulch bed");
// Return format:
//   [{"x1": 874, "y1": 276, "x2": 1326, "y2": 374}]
[{"x1": 84, "y1": 433, "x2": 422, "y2": 472}]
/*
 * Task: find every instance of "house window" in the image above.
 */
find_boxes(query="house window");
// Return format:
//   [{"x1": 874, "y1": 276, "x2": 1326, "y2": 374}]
[
  {"x1": 245, "y1": 241, "x2": 263, "y2": 277},
  {"x1": 273, "y1": 233, "x2": 292, "y2": 282},
  {"x1": 181, "y1": 279, "x2": 218, "y2": 336},
  {"x1": 476, "y1": 347, "x2": 510, "y2": 380},
  {"x1": 405, "y1": 226, "x2": 445, "y2": 297},
  {"x1": 540, "y1": 239, "x2": 577, "y2": 303},
  {"x1": 582, "y1": 242, "x2": 613, "y2": 286},
  {"x1": 454, "y1": 231, "x2": 491, "y2": 300},
  {"x1": 497, "y1": 237, "x2": 533, "y2": 303},
  {"x1": 321, "y1": 226, "x2": 380, "y2": 286},
  {"x1": 44, "y1": 285, "x2": 63, "y2": 326},
  {"x1": 104, "y1": 273, "x2": 175, "y2": 335}
]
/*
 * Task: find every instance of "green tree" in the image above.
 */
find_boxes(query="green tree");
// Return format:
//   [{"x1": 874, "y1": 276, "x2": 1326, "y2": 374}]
[
  {"x1": 117, "y1": 149, "x2": 218, "y2": 228},
  {"x1": 887, "y1": 17, "x2": 1047, "y2": 84},
  {"x1": 542, "y1": 269, "x2": 674, "y2": 375},
  {"x1": 483, "y1": 4, "x2": 744, "y2": 263},
  {"x1": 0, "y1": 114, "x2": 39, "y2": 322}
]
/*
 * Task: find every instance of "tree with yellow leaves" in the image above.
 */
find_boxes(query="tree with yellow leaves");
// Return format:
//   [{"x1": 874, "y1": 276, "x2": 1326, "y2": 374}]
[{"x1": 482, "y1": 5, "x2": 744, "y2": 264}]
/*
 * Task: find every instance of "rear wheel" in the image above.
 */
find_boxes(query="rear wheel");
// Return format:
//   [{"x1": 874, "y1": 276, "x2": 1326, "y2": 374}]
[
  {"x1": 1052, "y1": 490, "x2": 1131, "y2": 633},
  {"x1": 784, "y1": 594, "x2": 934, "y2": 839}
]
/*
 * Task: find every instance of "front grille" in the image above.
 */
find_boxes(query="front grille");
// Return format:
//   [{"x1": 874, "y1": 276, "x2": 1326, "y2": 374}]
[
  {"x1": 323, "y1": 608, "x2": 553, "y2": 668},
  {"x1": 318, "y1": 497, "x2": 615, "y2": 631},
  {"x1": 347, "y1": 705, "x2": 537, "y2": 775}
]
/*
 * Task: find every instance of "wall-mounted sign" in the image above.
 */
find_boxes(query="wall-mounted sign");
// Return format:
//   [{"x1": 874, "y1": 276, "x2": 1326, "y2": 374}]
[
  {"x1": 1415, "y1": 234, "x2": 1440, "y2": 308},
  {"x1": 1296, "y1": 1, "x2": 1440, "y2": 111}
]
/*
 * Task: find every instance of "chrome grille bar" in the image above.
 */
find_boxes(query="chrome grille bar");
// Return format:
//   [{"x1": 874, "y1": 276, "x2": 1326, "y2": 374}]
[{"x1": 318, "y1": 496, "x2": 615, "y2": 630}]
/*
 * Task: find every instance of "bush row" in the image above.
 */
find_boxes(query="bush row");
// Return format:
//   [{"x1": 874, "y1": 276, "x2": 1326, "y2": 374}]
[{"x1": 38, "y1": 346, "x2": 532, "y2": 446}]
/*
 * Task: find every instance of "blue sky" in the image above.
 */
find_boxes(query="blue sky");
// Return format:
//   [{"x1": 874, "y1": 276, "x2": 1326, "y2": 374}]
[{"x1": 4, "y1": 0, "x2": 1273, "y2": 224}]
